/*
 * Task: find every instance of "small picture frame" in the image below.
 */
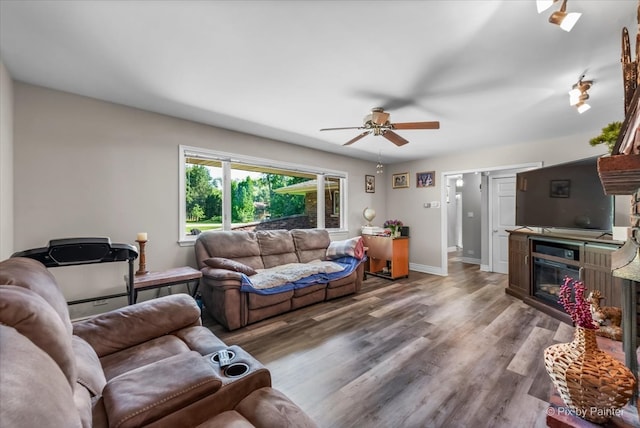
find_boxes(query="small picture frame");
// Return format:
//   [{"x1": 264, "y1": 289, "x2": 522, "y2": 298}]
[
  {"x1": 365, "y1": 175, "x2": 375, "y2": 193},
  {"x1": 550, "y1": 179, "x2": 570, "y2": 198},
  {"x1": 392, "y1": 172, "x2": 409, "y2": 189},
  {"x1": 416, "y1": 171, "x2": 435, "y2": 188}
]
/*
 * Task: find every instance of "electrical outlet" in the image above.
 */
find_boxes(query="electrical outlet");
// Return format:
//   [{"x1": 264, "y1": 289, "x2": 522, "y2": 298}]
[{"x1": 93, "y1": 299, "x2": 108, "y2": 306}]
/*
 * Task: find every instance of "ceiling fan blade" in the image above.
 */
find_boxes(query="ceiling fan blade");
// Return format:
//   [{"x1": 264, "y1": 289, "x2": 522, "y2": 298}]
[
  {"x1": 343, "y1": 131, "x2": 371, "y2": 146},
  {"x1": 382, "y1": 130, "x2": 409, "y2": 147},
  {"x1": 320, "y1": 126, "x2": 364, "y2": 131},
  {"x1": 392, "y1": 121, "x2": 440, "y2": 130}
]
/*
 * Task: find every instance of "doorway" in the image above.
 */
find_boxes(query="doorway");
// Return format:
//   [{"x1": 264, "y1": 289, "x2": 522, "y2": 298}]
[{"x1": 440, "y1": 162, "x2": 540, "y2": 276}]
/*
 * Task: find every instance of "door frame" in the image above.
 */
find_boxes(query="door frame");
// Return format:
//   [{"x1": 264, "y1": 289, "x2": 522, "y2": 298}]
[{"x1": 440, "y1": 162, "x2": 541, "y2": 276}]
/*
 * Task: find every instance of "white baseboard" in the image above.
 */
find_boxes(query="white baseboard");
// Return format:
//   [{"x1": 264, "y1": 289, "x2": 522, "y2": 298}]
[
  {"x1": 460, "y1": 257, "x2": 481, "y2": 265},
  {"x1": 447, "y1": 246, "x2": 458, "y2": 253},
  {"x1": 480, "y1": 264, "x2": 490, "y2": 272},
  {"x1": 409, "y1": 263, "x2": 447, "y2": 276}
]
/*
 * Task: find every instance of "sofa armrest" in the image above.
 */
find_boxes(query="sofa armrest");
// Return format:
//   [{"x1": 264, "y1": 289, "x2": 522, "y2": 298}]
[
  {"x1": 73, "y1": 294, "x2": 202, "y2": 357},
  {"x1": 102, "y1": 351, "x2": 221, "y2": 428},
  {"x1": 201, "y1": 267, "x2": 244, "y2": 284}
]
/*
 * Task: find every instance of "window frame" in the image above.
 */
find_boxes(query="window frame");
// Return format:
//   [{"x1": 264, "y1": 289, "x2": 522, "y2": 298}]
[{"x1": 178, "y1": 145, "x2": 348, "y2": 245}]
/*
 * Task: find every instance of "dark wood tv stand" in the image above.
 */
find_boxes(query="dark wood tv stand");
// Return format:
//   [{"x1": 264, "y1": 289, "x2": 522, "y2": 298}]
[{"x1": 507, "y1": 229, "x2": 626, "y2": 326}]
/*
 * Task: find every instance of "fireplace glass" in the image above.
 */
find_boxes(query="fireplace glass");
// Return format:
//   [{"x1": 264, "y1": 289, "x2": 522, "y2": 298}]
[{"x1": 531, "y1": 240, "x2": 581, "y2": 310}]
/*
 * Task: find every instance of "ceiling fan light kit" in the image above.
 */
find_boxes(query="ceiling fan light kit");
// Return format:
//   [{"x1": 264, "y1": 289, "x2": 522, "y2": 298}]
[{"x1": 320, "y1": 107, "x2": 440, "y2": 147}]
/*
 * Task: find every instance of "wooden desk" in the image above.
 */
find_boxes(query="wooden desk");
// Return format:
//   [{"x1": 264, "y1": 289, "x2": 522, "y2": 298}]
[
  {"x1": 361, "y1": 235, "x2": 409, "y2": 280},
  {"x1": 130, "y1": 266, "x2": 202, "y2": 304}
]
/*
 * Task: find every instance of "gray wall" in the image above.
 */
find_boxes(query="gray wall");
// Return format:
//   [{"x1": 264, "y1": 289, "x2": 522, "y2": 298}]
[
  {"x1": 12, "y1": 82, "x2": 385, "y2": 318},
  {"x1": 0, "y1": 61, "x2": 13, "y2": 260}
]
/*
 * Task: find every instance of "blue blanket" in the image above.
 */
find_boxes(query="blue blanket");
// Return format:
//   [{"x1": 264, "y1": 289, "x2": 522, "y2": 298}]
[{"x1": 240, "y1": 256, "x2": 365, "y2": 295}]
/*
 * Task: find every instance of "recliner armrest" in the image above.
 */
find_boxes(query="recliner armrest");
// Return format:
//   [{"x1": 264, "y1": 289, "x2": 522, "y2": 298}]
[
  {"x1": 201, "y1": 267, "x2": 244, "y2": 284},
  {"x1": 73, "y1": 294, "x2": 202, "y2": 357},
  {"x1": 102, "y1": 351, "x2": 221, "y2": 428}
]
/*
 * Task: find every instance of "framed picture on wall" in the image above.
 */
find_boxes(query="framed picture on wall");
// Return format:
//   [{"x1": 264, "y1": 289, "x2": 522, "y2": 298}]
[
  {"x1": 365, "y1": 175, "x2": 375, "y2": 193},
  {"x1": 392, "y1": 172, "x2": 409, "y2": 189},
  {"x1": 550, "y1": 179, "x2": 570, "y2": 198},
  {"x1": 416, "y1": 171, "x2": 435, "y2": 188}
]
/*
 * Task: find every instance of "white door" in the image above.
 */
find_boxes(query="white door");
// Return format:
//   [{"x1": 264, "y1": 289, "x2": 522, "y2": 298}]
[{"x1": 491, "y1": 176, "x2": 516, "y2": 274}]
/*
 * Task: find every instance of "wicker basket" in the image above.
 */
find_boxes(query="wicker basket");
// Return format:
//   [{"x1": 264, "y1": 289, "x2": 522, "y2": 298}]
[{"x1": 544, "y1": 327, "x2": 636, "y2": 423}]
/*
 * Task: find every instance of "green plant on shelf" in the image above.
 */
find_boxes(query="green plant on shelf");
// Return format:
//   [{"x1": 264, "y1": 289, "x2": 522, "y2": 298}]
[{"x1": 589, "y1": 121, "x2": 621, "y2": 154}]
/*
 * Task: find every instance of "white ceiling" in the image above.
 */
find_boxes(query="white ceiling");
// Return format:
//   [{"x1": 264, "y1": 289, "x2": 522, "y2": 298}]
[{"x1": 0, "y1": 1, "x2": 636, "y2": 163}]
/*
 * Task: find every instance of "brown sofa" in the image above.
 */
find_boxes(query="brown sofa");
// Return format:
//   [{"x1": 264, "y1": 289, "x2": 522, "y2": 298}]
[
  {"x1": 0, "y1": 257, "x2": 316, "y2": 428},
  {"x1": 195, "y1": 229, "x2": 364, "y2": 330}
]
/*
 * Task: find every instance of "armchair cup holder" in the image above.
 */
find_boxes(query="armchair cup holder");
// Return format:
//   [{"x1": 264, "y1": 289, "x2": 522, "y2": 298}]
[
  {"x1": 211, "y1": 350, "x2": 236, "y2": 363},
  {"x1": 224, "y1": 362, "x2": 249, "y2": 378}
]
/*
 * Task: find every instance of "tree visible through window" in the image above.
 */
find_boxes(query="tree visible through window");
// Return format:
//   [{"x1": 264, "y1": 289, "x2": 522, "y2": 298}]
[{"x1": 181, "y1": 149, "x2": 344, "y2": 239}]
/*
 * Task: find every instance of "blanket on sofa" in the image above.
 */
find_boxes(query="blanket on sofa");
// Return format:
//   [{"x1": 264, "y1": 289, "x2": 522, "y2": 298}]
[{"x1": 240, "y1": 256, "x2": 363, "y2": 295}]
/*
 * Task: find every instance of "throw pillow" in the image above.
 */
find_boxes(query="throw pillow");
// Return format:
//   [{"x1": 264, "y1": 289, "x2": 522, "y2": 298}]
[
  {"x1": 204, "y1": 257, "x2": 257, "y2": 276},
  {"x1": 326, "y1": 236, "x2": 364, "y2": 260}
]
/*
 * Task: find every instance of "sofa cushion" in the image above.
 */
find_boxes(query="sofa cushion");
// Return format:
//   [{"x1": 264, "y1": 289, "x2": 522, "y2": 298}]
[
  {"x1": 247, "y1": 290, "x2": 294, "y2": 310},
  {"x1": 327, "y1": 270, "x2": 358, "y2": 289},
  {"x1": 0, "y1": 257, "x2": 73, "y2": 336},
  {"x1": 204, "y1": 257, "x2": 257, "y2": 276},
  {"x1": 0, "y1": 285, "x2": 77, "y2": 388},
  {"x1": 102, "y1": 351, "x2": 222, "y2": 428},
  {"x1": 256, "y1": 230, "x2": 298, "y2": 268},
  {"x1": 196, "y1": 231, "x2": 264, "y2": 270},
  {"x1": 292, "y1": 282, "x2": 326, "y2": 297},
  {"x1": 72, "y1": 335, "x2": 107, "y2": 397},
  {"x1": 73, "y1": 294, "x2": 201, "y2": 358},
  {"x1": 0, "y1": 325, "x2": 83, "y2": 428},
  {"x1": 291, "y1": 229, "x2": 331, "y2": 263},
  {"x1": 99, "y1": 335, "x2": 191, "y2": 380}
]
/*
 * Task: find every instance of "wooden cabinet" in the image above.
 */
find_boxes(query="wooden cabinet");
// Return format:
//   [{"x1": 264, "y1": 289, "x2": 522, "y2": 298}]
[
  {"x1": 361, "y1": 235, "x2": 409, "y2": 280},
  {"x1": 507, "y1": 233, "x2": 530, "y2": 299},
  {"x1": 583, "y1": 243, "x2": 623, "y2": 308}
]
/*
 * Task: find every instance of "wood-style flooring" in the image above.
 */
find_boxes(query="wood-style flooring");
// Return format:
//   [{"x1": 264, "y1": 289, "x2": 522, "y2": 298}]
[{"x1": 202, "y1": 257, "x2": 576, "y2": 428}]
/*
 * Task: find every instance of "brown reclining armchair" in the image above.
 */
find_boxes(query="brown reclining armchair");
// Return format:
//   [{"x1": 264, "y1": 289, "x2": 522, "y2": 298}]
[{"x1": 0, "y1": 257, "x2": 316, "y2": 428}]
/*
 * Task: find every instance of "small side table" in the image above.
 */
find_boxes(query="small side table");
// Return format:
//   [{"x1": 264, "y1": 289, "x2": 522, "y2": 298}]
[{"x1": 130, "y1": 266, "x2": 202, "y2": 305}]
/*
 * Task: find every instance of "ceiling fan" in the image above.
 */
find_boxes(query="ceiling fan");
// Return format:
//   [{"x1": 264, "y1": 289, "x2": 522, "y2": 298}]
[{"x1": 320, "y1": 107, "x2": 440, "y2": 146}]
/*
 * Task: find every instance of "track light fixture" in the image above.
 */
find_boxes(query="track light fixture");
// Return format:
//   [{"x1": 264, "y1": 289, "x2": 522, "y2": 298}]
[
  {"x1": 568, "y1": 77, "x2": 592, "y2": 114},
  {"x1": 537, "y1": 0, "x2": 581, "y2": 32},
  {"x1": 536, "y1": 0, "x2": 555, "y2": 13}
]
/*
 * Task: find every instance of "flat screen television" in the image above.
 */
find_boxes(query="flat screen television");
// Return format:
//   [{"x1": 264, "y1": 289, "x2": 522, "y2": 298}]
[{"x1": 515, "y1": 156, "x2": 613, "y2": 232}]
